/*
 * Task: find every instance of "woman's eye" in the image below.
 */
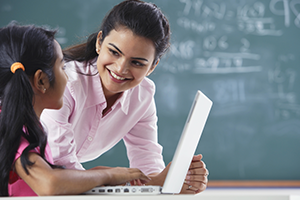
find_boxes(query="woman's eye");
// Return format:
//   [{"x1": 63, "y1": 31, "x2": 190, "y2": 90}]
[
  {"x1": 132, "y1": 61, "x2": 144, "y2": 67},
  {"x1": 109, "y1": 49, "x2": 119, "y2": 56}
]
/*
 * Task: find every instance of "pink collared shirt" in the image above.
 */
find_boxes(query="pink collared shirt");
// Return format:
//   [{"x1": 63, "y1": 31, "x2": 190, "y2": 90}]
[{"x1": 41, "y1": 60, "x2": 165, "y2": 175}]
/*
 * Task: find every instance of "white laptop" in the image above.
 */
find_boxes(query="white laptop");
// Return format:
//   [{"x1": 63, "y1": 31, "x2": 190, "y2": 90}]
[{"x1": 84, "y1": 90, "x2": 213, "y2": 195}]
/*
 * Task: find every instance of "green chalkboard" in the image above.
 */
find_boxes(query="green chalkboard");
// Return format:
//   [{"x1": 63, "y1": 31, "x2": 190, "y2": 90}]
[{"x1": 1, "y1": 0, "x2": 300, "y2": 181}]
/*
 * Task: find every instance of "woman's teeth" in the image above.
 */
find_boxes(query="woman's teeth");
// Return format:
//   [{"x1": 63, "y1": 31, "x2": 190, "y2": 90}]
[{"x1": 110, "y1": 71, "x2": 125, "y2": 80}]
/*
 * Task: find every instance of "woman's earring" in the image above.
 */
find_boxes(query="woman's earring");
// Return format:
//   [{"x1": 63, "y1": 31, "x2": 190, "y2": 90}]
[{"x1": 96, "y1": 48, "x2": 100, "y2": 54}]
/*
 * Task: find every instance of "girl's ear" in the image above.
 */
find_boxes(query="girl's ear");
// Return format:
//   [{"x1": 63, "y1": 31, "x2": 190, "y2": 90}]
[
  {"x1": 95, "y1": 31, "x2": 103, "y2": 54},
  {"x1": 32, "y1": 69, "x2": 50, "y2": 94}
]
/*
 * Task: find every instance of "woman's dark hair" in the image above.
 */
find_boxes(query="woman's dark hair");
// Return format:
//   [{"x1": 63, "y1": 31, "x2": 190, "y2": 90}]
[
  {"x1": 0, "y1": 23, "x2": 57, "y2": 196},
  {"x1": 64, "y1": 0, "x2": 171, "y2": 65}
]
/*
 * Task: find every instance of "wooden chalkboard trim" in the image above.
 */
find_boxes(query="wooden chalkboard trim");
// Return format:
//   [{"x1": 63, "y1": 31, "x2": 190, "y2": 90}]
[{"x1": 207, "y1": 180, "x2": 300, "y2": 188}]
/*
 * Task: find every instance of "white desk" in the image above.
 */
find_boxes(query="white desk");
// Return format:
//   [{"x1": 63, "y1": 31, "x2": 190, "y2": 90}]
[
  {"x1": 4, "y1": 188, "x2": 300, "y2": 200},
  {"x1": 200, "y1": 188, "x2": 300, "y2": 200}
]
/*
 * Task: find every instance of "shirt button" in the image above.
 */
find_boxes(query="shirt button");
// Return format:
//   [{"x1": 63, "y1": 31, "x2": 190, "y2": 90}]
[{"x1": 88, "y1": 136, "x2": 93, "y2": 141}]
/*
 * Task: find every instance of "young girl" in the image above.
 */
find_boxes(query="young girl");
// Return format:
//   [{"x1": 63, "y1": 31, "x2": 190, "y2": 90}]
[
  {"x1": 41, "y1": 0, "x2": 208, "y2": 194},
  {"x1": 0, "y1": 23, "x2": 150, "y2": 196}
]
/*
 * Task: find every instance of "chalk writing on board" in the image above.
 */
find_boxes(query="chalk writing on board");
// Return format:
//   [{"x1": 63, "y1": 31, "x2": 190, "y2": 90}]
[
  {"x1": 160, "y1": 0, "x2": 300, "y2": 75},
  {"x1": 267, "y1": 53, "x2": 300, "y2": 119},
  {"x1": 270, "y1": 0, "x2": 300, "y2": 28},
  {"x1": 178, "y1": 0, "x2": 300, "y2": 28},
  {"x1": 194, "y1": 51, "x2": 261, "y2": 74},
  {"x1": 162, "y1": 36, "x2": 261, "y2": 74},
  {"x1": 213, "y1": 79, "x2": 246, "y2": 105}
]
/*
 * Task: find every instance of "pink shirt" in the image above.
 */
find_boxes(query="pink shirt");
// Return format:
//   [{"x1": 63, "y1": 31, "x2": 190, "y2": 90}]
[
  {"x1": 9, "y1": 137, "x2": 53, "y2": 196},
  {"x1": 41, "y1": 60, "x2": 165, "y2": 175}
]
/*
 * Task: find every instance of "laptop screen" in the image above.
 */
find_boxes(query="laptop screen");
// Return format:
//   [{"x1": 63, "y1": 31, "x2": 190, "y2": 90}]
[{"x1": 162, "y1": 90, "x2": 213, "y2": 194}]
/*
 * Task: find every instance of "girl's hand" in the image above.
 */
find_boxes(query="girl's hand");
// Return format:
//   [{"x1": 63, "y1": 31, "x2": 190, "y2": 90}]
[
  {"x1": 14, "y1": 153, "x2": 150, "y2": 195},
  {"x1": 89, "y1": 166, "x2": 151, "y2": 186}
]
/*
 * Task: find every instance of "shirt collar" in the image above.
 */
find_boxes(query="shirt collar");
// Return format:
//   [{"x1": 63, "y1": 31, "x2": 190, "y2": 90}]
[
  {"x1": 118, "y1": 89, "x2": 130, "y2": 115},
  {"x1": 77, "y1": 61, "x2": 106, "y2": 109},
  {"x1": 84, "y1": 74, "x2": 106, "y2": 108}
]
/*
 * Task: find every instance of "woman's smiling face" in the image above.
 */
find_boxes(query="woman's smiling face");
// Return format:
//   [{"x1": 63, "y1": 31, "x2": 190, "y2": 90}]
[{"x1": 96, "y1": 27, "x2": 158, "y2": 99}]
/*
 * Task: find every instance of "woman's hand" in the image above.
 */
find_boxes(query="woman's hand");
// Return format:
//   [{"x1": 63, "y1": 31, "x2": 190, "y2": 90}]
[
  {"x1": 181, "y1": 154, "x2": 208, "y2": 194},
  {"x1": 147, "y1": 154, "x2": 208, "y2": 194}
]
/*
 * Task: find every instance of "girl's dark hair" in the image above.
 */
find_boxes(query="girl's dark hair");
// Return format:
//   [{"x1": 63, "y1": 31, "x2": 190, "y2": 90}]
[
  {"x1": 0, "y1": 23, "x2": 57, "y2": 196},
  {"x1": 64, "y1": 0, "x2": 171, "y2": 65}
]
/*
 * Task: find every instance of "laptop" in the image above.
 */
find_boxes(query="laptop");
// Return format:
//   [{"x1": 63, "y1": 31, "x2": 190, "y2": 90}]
[{"x1": 84, "y1": 90, "x2": 213, "y2": 195}]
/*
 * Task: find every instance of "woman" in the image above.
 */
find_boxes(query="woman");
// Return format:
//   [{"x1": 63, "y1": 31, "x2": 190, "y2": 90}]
[
  {"x1": 0, "y1": 23, "x2": 149, "y2": 196},
  {"x1": 41, "y1": 0, "x2": 208, "y2": 194}
]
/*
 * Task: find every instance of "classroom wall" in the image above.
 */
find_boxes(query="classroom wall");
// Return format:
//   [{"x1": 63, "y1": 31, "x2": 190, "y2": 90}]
[{"x1": 1, "y1": 0, "x2": 300, "y2": 181}]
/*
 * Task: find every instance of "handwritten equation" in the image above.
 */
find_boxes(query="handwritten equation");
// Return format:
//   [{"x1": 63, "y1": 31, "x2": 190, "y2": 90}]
[
  {"x1": 157, "y1": 0, "x2": 300, "y2": 119},
  {"x1": 160, "y1": 0, "x2": 300, "y2": 75}
]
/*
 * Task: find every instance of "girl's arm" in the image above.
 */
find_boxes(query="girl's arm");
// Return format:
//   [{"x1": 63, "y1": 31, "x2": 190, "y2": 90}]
[{"x1": 14, "y1": 152, "x2": 150, "y2": 196}]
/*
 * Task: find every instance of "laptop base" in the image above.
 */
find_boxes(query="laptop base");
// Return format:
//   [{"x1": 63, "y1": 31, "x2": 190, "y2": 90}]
[{"x1": 84, "y1": 185, "x2": 162, "y2": 195}]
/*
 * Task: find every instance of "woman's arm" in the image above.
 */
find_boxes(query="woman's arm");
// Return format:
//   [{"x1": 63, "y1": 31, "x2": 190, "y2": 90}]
[
  {"x1": 123, "y1": 81, "x2": 208, "y2": 193},
  {"x1": 41, "y1": 86, "x2": 84, "y2": 170},
  {"x1": 14, "y1": 153, "x2": 150, "y2": 196},
  {"x1": 123, "y1": 94, "x2": 165, "y2": 175}
]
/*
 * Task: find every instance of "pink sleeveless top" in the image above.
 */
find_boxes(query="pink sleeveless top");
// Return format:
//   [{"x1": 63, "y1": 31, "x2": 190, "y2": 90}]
[{"x1": 8, "y1": 137, "x2": 53, "y2": 196}]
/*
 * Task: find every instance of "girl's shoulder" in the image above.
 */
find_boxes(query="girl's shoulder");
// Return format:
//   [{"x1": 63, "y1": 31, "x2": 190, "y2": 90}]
[{"x1": 16, "y1": 137, "x2": 39, "y2": 159}]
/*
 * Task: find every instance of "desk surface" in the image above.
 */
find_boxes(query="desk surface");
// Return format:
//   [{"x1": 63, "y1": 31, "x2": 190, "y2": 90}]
[{"x1": 5, "y1": 188, "x2": 300, "y2": 200}]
